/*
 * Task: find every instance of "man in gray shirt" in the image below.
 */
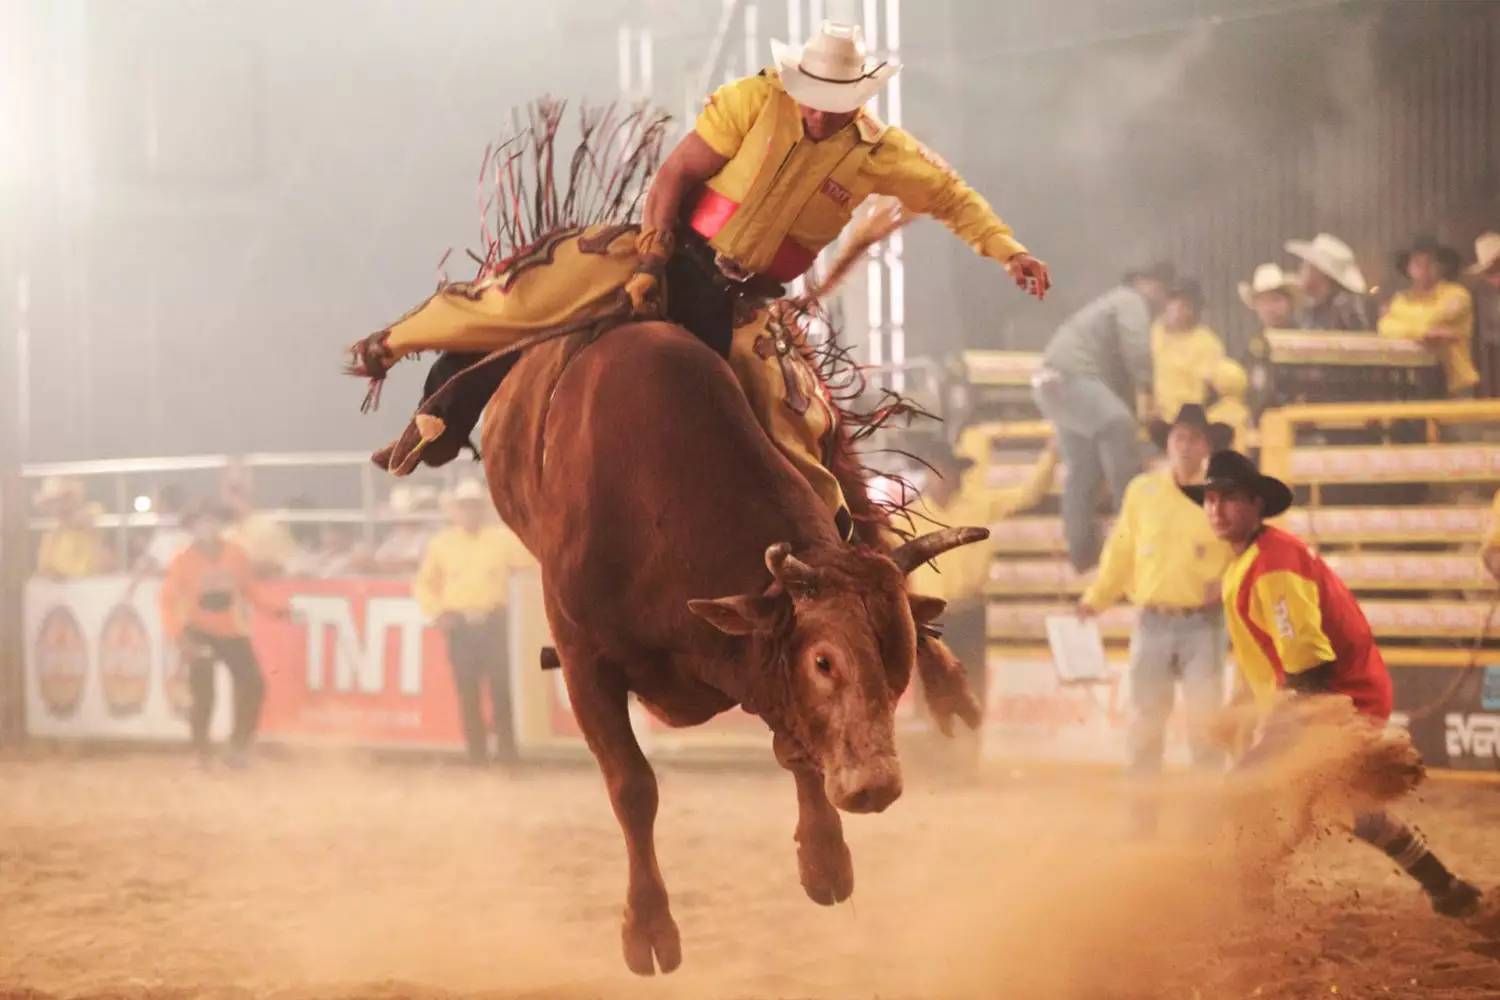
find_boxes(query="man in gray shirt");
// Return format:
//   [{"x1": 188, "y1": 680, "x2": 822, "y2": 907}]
[{"x1": 1034, "y1": 262, "x2": 1173, "y2": 570}]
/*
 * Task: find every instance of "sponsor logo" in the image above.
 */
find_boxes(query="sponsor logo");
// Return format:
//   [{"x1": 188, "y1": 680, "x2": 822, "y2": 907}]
[
  {"x1": 1444, "y1": 713, "x2": 1500, "y2": 760},
  {"x1": 98, "y1": 604, "x2": 151, "y2": 718},
  {"x1": 34, "y1": 606, "x2": 87, "y2": 718},
  {"x1": 1272, "y1": 598, "x2": 1294, "y2": 641},
  {"x1": 291, "y1": 594, "x2": 428, "y2": 696},
  {"x1": 818, "y1": 176, "x2": 852, "y2": 207}
]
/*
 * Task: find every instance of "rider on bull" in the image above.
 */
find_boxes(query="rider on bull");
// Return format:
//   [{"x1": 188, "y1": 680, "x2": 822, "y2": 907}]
[{"x1": 353, "y1": 20, "x2": 1049, "y2": 541}]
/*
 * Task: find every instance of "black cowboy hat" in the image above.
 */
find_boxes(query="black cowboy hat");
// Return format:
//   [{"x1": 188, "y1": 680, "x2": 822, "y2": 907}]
[
  {"x1": 1122, "y1": 260, "x2": 1177, "y2": 287},
  {"x1": 1395, "y1": 235, "x2": 1463, "y2": 281},
  {"x1": 1180, "y1": 450, "x2": 1294, "y2": 519},
  {"x1": 903, "y1": 434, "x2": 975, "y2": 477},
  {"x1": 1148, "y1": 403, "x2": 1235, "y2": 453}
]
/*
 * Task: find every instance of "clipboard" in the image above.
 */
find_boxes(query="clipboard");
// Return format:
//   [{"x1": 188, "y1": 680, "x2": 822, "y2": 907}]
[{"x1": 1044, "y1": 615, "x2": 1113, "y2": 686}]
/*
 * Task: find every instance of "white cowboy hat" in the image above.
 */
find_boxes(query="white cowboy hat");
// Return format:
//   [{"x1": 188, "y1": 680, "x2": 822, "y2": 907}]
[
  {"x1": 1237, "y1": 263, "x2": 1303, "y2": 310},
  {"x1": 444, "y1": 478, "x2": 488, "y2": 505},
  {"x1": 32, "y1": 476, "x2": 85, "y2": 509},
  {"x1": 1467, "y1": 232, "x2": 1500, "y2": 276},
  {"x1": 770, "y1": 21, "x2": 901, "y2": 115},
  {"x1": 1284, "y1": 233, "x2": 1368, "y2": 294}
]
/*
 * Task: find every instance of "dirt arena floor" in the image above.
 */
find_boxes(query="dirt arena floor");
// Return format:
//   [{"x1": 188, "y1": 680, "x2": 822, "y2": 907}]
[{"x1": 2, "y1": 746, "x2": 1499, "y2": 1000}]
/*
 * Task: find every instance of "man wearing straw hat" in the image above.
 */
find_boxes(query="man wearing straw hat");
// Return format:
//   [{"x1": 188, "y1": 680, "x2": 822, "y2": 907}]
[
  {"x1": 1184, "y1": 451, "x2": 1482, "y2": 918},
  {"x1": 415, "y1": 478, "x2": 534, "y2": 765},
  {"x1": 1284, "y1": 232, "x2": 1375, "y2": 332},
  {"x1": 1238, "y1": 263, "x2": 1302, "y2": 334}
]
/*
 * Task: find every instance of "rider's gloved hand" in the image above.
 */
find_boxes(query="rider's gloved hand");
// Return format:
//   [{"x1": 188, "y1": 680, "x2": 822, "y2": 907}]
[{"x1": 625, "y1": 226, "x2": 676, "y2": 318}]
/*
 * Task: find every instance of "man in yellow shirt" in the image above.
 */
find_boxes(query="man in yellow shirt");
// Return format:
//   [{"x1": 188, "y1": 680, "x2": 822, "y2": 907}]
[
  {"x1": 1378, "y1": 235, "x2": 1478, "y2": 398},
  {"x1": 33, "y1": 477, "x2": 110, "y2": 580},
  {"x1": 1078, "y1": 404, "x2": 1234, "y2": 835},
  {"x1": 414, "y1": 479, "x2": 536, "y2": 765},
  {"x1": 1151, "y1": 279, "x2": 1226, "y2": 421},
  {"x1": 352, "y1": 21, "x2": 1049, "y2": 535}
]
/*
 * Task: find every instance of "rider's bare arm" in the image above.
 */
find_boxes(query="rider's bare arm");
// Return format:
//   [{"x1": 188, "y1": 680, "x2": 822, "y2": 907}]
[{"x1": 642, "y1": 132, "x2": 730, "y2": 235}]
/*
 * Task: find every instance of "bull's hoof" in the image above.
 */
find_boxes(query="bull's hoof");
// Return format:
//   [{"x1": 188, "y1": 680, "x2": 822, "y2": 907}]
[
  {"x1": 798, "y1": 836, "x2": 854, "y2": 906},
  {"x1": 622, "y1": 909, "x2": 682, "y2": 976}
]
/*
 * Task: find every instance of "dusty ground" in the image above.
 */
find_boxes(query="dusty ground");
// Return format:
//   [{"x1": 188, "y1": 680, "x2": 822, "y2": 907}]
[{"x1": 1, "y1": 748, "x2": 1498, "y2": 1000}]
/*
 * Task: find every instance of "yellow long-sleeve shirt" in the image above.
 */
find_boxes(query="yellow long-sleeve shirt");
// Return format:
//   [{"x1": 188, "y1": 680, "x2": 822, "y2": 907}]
[
  {"x1": 414, "y1": 525, "x2": 535, "y2": 618},
  {"x1": 36, "y1": 528, "x2": 107, "y2": 579},
  {"x1": 1151, "y1": 323, "x2": 1225, "y2": 421},
  {"x1": 692, "y1": 71, "x2": 1025, "y2": 281},
  {"x1": 1080, "y1": 466, "x2": 1233, "y2": 611},
  {"x1": 906, "y1": 434, "x2": 1058, "y2": 605},
  {"x1": 1377, "y1": 281, "x2": 1478, "y2": 395}
]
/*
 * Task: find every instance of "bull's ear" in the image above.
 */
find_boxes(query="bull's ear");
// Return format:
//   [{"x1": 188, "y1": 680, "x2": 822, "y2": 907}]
[
  {"x1": 688, "y1": 595, "x2": 779, "y2": 636},
  {"x1": 907, "y1": 593, "x2": 947, "y2": 626}
]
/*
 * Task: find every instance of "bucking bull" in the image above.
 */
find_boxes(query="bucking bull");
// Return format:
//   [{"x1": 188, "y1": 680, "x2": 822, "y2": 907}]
[{"x1": 346, "y1": 103, "x2": 990, "y2": 976}]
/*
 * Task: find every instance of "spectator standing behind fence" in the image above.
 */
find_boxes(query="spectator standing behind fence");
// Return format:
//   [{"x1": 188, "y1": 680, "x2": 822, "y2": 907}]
[
  {"x1": 1468, "y1": 232, "x2": 1500, "y2": 395},
  {"x1": 1379, "y1": 235, "x2": 1478, "y2": 400},
  {"x1": 159, "y1": 502, "x2": 291, "y2": 769},
  {"x1": 1285, "y1": 233, "x2": 1374, "y2": 332},
  {"x1": 415, "y1": 479, "x2": 534, "y2": 766},
  {"x1": 1033, "y1": 262, "x2": 1173, "y2": 571},
  {"x1": 1206, "y1": 360, "x2": 1251, "y2": 453},
  {"x1": 1151, "y1": 278, "x2": 1224, "y2": 423},
  {"x1": 904, "y1": 429, "x2": 1058, "y2": 726},
  {"x1": 1077, "y1": 405, "x2": 1233, "y2": 837},
  {"x1": 33, "y1": 477, "x2": 110, "y2": 580},
  {"x1": 1239, "y1": 262, "x2": 1302, "y2": 332},
  {"x1": 137, "y1": 485, "x2": 190, "y2": 574},
  {"x1": 372, "y1": 485, "x2": 440, "y2": 576},
  {"x1": 219, "y1": 464, "x2": 301, "y2": 577}
]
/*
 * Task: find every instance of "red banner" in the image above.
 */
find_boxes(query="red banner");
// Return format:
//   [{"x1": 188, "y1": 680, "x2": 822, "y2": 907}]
[{"x1": 254, "y1": 579, "x2": 465, "y2": 748}]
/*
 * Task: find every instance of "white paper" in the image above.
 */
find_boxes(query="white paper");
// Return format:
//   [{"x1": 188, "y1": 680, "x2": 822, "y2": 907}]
[{"x1": 1044, "y1": 614, "x2": 1112, "y2": 685}]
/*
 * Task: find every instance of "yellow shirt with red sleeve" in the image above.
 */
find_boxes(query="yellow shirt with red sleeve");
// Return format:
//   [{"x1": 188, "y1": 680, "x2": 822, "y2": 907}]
[
  {"x1": 160, "y1": 540, "x2": 287, "y2": 640},
  {"x1": 1220, "y1": 524, "x2": 1392, "y2": 720},
  {"x1": 1377, "y1": 280, "x2": 1478, "y2": 395},
  {"x1": 690, "y1": 70, "x2": 1026, "y2": 282}
]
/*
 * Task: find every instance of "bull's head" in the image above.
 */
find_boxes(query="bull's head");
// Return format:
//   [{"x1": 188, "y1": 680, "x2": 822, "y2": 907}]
[{"x1": 687, "y1": 527, "x2": 988, "y2": 815}]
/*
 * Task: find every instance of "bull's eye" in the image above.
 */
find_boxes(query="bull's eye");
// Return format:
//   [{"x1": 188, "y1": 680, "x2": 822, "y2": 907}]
[{"x1": 814, "y1": 654, "x2": 833, "y2": 677}]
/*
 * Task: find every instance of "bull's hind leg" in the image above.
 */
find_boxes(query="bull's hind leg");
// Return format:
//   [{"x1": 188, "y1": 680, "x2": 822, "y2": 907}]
[
  {"x1": 773, "y1": 733, "x2": 854, "y2": 906},
  {"x1": 560, "y1": 644, "x2": 682, "y2": 976}
]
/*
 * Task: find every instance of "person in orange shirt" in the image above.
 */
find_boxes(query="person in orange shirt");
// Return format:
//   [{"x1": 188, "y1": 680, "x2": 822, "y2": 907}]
[{"x1": 160, "y1": 502, "x2": 290, "y2": 768}]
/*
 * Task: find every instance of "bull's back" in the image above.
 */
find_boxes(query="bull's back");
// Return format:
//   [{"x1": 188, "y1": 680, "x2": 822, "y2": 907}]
[{"x1": 486, "y1": 322, "x2": 826, "y2": 642}]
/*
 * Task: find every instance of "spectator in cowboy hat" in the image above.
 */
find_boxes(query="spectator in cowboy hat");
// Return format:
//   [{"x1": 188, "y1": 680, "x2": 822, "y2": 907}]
[
  {"x1": 1035, "y1": 260, "x2": 1174, "y2": 571},
  {"x1": 1468, "y1": 232, "x2": 1500, "y2": 395},
  {"x1": 1079, "y1": 404, "x2": 1234, "y2": 836},
  {"x1": 33, "y1": 476, "x2": 111, "y2": 580},
  {"x1": 1238, "y1": 263, "x2": 1302, "y2": 333},
  {"x1": 1469, "y1": 231, "x2": 1500, "y2": 291},
  {"x1": 372, "y1": 483, "x2": 441, "y2": 576},
  {"x1": 1284, "y1": 232, "x2": 1375, "y2": 332},
  {"x1": 1378, "y1": 234, "x2": 1477, "y2": 399},
  {"x1": 1151, "y1": 277, "x2": 1225, "y2": 423},
  {"x1": 414, "y1": 478, "x2": 535, "y2": 765}
]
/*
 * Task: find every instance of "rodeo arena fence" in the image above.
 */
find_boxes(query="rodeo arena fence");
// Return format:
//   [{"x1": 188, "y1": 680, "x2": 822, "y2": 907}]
[{"x1": 10, "y1": 339, "x2": 1500, "y2": 780}]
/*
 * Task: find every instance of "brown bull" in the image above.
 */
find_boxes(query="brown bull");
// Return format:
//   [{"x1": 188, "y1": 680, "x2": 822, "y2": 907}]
[{"x1": 482, "y1": 319, "x2": 986, "y2": 976}]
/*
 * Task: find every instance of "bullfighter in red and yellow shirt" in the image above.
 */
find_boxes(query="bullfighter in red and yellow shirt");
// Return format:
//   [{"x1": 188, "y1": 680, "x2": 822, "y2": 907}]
[{"x1": 1185, "y1": 450, "x2": 1482, "y2": 918}]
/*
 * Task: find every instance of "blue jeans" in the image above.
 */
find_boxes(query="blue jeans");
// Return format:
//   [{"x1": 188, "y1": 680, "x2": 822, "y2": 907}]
[
  {"x1": 1126, "y1": 607, "x2": 1229, "y2": 778},
  {"x1": 1033, "y1": 373, "x2": 1141, "y2": 570}
]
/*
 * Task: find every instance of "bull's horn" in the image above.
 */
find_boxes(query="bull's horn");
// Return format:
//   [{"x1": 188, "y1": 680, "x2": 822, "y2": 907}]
[
  {"x1": 765, "y1": 542, "x2": 819, "y2": 589},
  {"x1": 890, "y1": 526, "x2": 991, "y2": 575}
]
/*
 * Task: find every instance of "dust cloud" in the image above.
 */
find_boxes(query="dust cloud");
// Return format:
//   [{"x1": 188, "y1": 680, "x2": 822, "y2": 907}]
[{"x1": 1, "y1": 700, "x2": 1497, "y2": 1000}]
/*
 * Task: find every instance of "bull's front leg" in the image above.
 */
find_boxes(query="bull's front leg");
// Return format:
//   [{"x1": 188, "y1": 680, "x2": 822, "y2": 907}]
[
  {"x1": 560, "y1": 645, "x2": 682, "y2": 976},
  {"x1": 915, "y1": 633, "x2": 984, "y2": 738},
  {"x1": 773, "y1": 732, "x2": 854, "y2": 906}
]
